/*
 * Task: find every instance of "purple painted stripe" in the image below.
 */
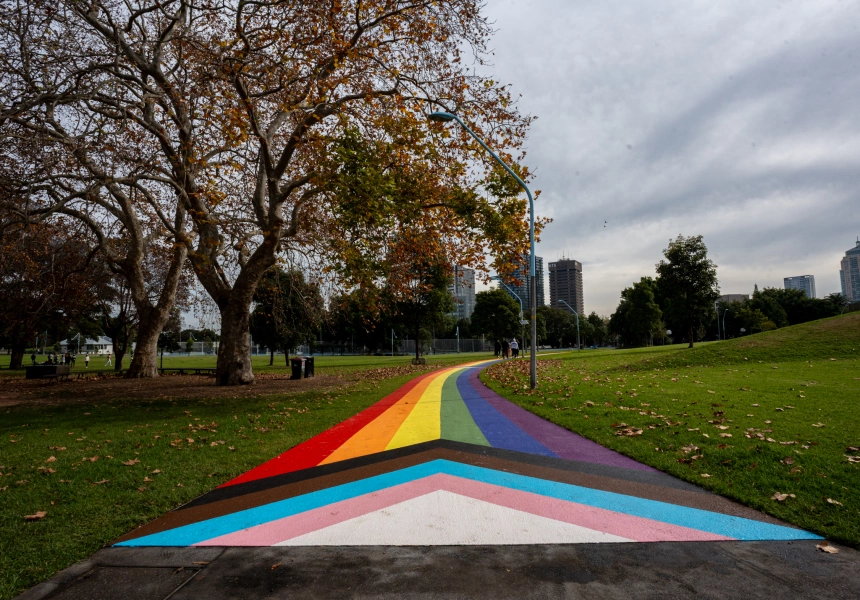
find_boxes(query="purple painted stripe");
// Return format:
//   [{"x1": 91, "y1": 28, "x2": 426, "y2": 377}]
[
  {"x1": 456, "y1": 370, "x2": 557, "y2": 457},
  {"x1": 466, "y1": 368, "x2": 658, "y2": 472}
]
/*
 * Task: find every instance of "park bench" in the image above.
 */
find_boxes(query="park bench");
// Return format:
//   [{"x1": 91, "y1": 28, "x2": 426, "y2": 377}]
[{"x1": 25, "y1": 365, "x2": 71, "y2": 381}]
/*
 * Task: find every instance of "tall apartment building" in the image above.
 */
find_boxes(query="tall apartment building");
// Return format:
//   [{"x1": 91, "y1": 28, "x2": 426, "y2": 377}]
[
  {"x1": 719, "y1": 294, "x2": 749, "y2": 304},
  {"x1": 498, "y1": 254, "x2": 544, "y2": 313},
  {"x1": 783, "y1": 275, "x2": 816, "y2": 299},
  {"x1": 549, "y1": 258, "x2": 584, "y2": 315},
  {"x1": 840, "y1": 238, "x2": 860, "y2": 302},
  {"x1": 448, "y1": 266, "x2": 476, "y2": 320}
]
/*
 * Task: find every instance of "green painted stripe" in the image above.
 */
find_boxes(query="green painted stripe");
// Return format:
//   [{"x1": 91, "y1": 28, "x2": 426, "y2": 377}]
[{"x1": 440, "y1": 370, "x2": 490, "y2": 446}]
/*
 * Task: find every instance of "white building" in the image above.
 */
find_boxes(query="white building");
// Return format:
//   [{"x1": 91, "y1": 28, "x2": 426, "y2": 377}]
[
  {"x1": 448, "y1": 266, "x2": 476, "y2": 320},
  {"x1": 783, "y1": 275, "x2": 816, "y2": 299},
  {"x1": 60, "y1": 336, "x2": 113, "y2": 355},
  {"x1": 840, "y1": 239, "x2": 860, "y2": 302}
]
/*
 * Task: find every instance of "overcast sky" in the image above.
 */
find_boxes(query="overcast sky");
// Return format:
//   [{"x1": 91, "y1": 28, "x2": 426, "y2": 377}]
[{"x1": 479, "y1": 0, "x2": 860, "y2": 315}]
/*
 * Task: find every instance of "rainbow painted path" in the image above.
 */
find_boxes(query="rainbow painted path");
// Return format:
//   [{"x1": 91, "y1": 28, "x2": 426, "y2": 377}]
[{"x1": 115, "y1": 360, "x2": 820, "y2": 547}]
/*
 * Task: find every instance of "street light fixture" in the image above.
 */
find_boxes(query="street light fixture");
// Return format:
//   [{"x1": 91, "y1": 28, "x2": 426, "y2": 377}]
[
  {"x1": 557, "y1": 299, "x2": 580, "y2": 351},
  {"x1": 722, "y1": 308, "x2": 730, "y2": 340},
  {"x1": 429, "y1": 111, "x2": 538, "y2": 389}
]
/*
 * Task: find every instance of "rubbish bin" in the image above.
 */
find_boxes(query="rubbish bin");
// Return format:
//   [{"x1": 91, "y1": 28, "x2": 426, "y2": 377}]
[
  {"x1": 304, "y1": 356, "x2": 314, "y2": 378},
  {"x1": 290, "y1": 357, "x2": 304, "y2": 380}
]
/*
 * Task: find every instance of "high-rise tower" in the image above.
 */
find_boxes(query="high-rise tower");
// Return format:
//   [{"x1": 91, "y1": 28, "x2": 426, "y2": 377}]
[
  {"x1": 549, "y1": 258, "x2": 584, "y2": 315},
  {"x1": 840, "y1": 238, "x2": 860, "y2": 302}
]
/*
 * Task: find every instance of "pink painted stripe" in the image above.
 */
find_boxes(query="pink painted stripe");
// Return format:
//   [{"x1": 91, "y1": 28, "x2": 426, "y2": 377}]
[
  {"x1": 196, "y1": 474, "x2": 732, "y2": 546},
  {"x1": 196, "y1": 477, "x2": 440, "y2": 546},
  {"x1": 433, "y1": 474, "x2": 732, "y2": 543}
]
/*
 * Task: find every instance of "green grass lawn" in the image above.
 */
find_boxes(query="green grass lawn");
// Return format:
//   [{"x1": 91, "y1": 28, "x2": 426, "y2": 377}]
[
  {"x1": 0, "y1": 351, "x2": 495, "y2": 377},
  {"x1": 0, "y1": 352, "x2": 494, "y2": 600},
  {"x1": 482, "y1": 312, "x2": 860, "y2": 548}
]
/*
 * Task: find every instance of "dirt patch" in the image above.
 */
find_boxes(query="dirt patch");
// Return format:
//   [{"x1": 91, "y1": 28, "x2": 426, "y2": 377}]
[
  {"x1": 0, "y1": 362, "x2": 449, "y2": 408},
  {"x1": 0, "y1": 372, "x2": 349, "y2": 408}
]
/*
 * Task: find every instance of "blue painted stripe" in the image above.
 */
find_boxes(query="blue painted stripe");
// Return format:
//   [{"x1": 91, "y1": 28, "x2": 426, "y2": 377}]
[
  {"x1": 456, "y1": 368, "x2": 558, "y2": 457},
  {"x1": 117, "y1": 460, "x2": 820, "y2": 546}
]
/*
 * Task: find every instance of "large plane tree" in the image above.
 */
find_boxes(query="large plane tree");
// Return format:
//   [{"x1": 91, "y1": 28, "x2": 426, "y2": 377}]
[{"x1": 2, "y1": 0, "x2": 538, "y2": 385}]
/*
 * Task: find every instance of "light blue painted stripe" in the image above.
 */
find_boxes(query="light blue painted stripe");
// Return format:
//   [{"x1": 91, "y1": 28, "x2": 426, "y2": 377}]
[
  {"x1": 117, "y1": 460, "x2": 821, "y2": 546},
  {"x1": 116, "y1": 462, "x2": 445, "y2": 546},
  {"x1": 442, "y1": 462, "x2": 821, "y2": 542}
]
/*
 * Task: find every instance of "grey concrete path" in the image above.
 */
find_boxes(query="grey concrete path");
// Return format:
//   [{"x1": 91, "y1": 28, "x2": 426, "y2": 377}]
[{"x1": 15, "y1": 541, "x2": 860, "y2": 599}]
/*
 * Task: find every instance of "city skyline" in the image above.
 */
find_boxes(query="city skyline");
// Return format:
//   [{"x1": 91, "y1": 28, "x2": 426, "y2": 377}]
[{"x1": 480, "y1": 0, "x2": 860, "y2": 314}]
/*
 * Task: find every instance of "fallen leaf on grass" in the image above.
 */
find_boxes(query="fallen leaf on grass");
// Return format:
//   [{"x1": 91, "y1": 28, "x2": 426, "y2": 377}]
[
  {"x1": 24, "y1": 511, "x2": 47, "y2": 521},
  {"x1": 45, "y1": 456, "x2": 56, "y2": 463},
  {"x1": 151, "y1": 469, "x2": 161, "y2": 474},
  {"x1": 143, "y1": 477, "x2": 153, "y2": 482},
  {"x1": 719, "y1": 433, "x2": 732, "y2": 438},
  {"x1": 228, "y1": 446, "x2": 236, "y2": 451},
  {"x1": 85, "y1": 456, "x2": 99, "y2": 463},
  {"x1": 700, "y1": 474, "x2": 711, "y2": 478},
  {"x1": 122, "y1": 458, "x2": 140, "y2": 466},
  {"x1": 811, "y1": 423, "x2": 825, "y2": 428},
  {"x1": 771, "y1": 492, "x2": 796, "y2": 501},
  {"x1": 817, "y1": 542, "x2": 839, "y2": 553},
  {"x1": 38, "y1": 467, "x2": 56, "y2": 474},
  {"x1": 93, "y1": 479, "x2": 109, "y2": 485},
  {"x1": 781, "y1": 457, "x2": 795, "y2": 465},
  {"x1": 826, "y1": 498, "x2": 843, "y2": 506}
]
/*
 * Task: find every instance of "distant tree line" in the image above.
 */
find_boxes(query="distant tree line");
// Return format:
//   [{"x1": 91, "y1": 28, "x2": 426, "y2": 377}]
[{"x1": 608, "y1": 235, "x2": 847, "y2": 348}]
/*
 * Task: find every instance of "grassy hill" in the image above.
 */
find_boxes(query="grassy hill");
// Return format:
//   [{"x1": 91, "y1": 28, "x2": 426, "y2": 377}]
[{"x1": 656, "y1": 312, "x2": 860, "y2": 368}]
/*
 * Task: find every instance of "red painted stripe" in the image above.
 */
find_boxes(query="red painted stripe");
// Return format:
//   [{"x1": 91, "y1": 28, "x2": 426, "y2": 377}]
[{"x1": 220, "y1": 370, "x2": 441, "y2": 487}]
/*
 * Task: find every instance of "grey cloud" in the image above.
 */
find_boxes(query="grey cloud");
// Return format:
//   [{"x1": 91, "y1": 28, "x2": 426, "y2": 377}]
[{"x1": 482, "y1": 0, "x2": 860, "y2": 313}]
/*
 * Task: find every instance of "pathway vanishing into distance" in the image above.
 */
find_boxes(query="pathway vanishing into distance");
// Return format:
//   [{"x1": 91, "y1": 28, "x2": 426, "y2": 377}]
[
  {"x1": 115, "y1": 360, "x2": 818, "y2": 547},
  {"x1": 20, "y1": 360, "x2": 860, "y2": 599}
]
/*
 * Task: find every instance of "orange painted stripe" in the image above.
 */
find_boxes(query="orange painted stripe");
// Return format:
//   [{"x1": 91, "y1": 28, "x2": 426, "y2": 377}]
[{"x1": 319, "y1": 370, "x2": 443, "y2": 464}]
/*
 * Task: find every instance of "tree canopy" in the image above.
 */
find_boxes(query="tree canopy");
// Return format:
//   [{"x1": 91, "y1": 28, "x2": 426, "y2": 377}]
[
  {"x1": 470, "y1": 290, "x2": 522, "y2": 343},
  {"x1": 655, "y1": 235, "x2": 720, "y2": 348},
  {"x1": 1, "y1": 0, "x2": 542, "y2": 384}
]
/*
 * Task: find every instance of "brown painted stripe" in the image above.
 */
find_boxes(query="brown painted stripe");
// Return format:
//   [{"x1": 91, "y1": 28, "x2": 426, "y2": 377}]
[
  {"x1": 115, "y1": 446, "x2": 791, "y2": 543},
  {"x1": 181, "y1": 439, "x2": 706, "y2": 511}
]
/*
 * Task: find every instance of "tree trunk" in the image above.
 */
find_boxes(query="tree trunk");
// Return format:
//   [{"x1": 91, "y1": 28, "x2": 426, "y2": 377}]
[
  {"x1": 113, "y1": 339, "x2": 126, "y2": 371},
  {"x1": 126, "y1": 310, "x2": 168, "y2": 378},
  {"x1": 9, "y1": 336, "x2": 26, "y2": 370},
  {"x1": 688, "y1": 323, "x2": 694, "y2": 348},
  {"x1": 270, "y1": 348, "x2": 274, "y2": 366},
  {"x1": 217, "y1": 299, "x2": 254, "y2": 385}
]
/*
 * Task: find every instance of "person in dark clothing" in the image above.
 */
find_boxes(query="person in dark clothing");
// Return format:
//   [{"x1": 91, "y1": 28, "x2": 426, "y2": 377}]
[
  {"x1": 501, "y1": 338, "x2": 510, "y2": 359},
  {"x1": 31, "y1": 353, "x2": 37, "y2": 365},
  {"x1": 494, "y1": 340, "x2": 501, "y2": 358}
]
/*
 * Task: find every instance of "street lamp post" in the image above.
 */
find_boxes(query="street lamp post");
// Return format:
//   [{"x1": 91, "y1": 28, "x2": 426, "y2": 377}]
[
  {"x1": 491, "y1": 276, "x2": 526, "y2": 358},
  {"x1": 714, "y1": 301, "x2": 721, "y2": 341},
  {"x1": 722, "y1": 309, "x2": 730, "y2": 340},
  {"x1": 429, "y1": 111, "x2": 538, "y2": 388},
  {"x1": 558, "y1": 300, "x2": 580, "y2": 351}
]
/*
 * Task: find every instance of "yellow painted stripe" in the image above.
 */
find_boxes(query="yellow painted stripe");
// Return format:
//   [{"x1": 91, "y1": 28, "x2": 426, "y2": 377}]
[
  {"x1": 386, "y1": 367, "x2": 463, "y2": 450},
  {"x1": 319, "y1": 373, "x2": 437, "y2": 464}
]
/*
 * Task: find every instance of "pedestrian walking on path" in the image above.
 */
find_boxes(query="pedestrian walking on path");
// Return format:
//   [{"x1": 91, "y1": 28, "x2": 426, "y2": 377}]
[
  {"x1": 30, "y1": 352, "x2": 36, "y2": 365},
  {"x1": 104, "y1": 353, "x2": 112, "y2": 367},
  {"x1": 85, "y1": 353, "x2": 90, "y2": 368},
  {"x1": 494, "y1": 340, "x2": 501, "y2": 358},
  {"x1": 511, "y1": 338, "x2": 519, "y2": 358},
  {"x1": 501, "y1": 339, "x2": 510, "y2": 359}
]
